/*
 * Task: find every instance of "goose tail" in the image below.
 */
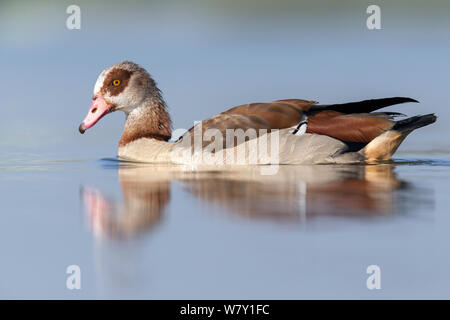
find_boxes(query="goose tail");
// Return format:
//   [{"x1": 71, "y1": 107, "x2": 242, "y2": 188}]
[{"x1": 361, "y1": 113, "x2": 437, "y2": 162}]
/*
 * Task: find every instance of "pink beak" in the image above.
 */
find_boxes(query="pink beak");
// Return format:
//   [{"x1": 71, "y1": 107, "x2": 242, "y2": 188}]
[{"x1": 79, "y1": 95, "x2": 112, "y2": 134}]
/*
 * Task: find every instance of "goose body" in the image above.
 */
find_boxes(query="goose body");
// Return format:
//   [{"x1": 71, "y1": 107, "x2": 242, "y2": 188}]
[
  {"x1": 118, "y1": 130, "x2": 358, "y2": 165},
  {"x1": 79, "y1": 61, "x2": 436, "y2": 165}
]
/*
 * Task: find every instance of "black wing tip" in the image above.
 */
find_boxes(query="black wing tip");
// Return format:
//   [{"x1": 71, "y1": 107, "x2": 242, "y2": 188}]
[
  {"x1": 308, "y1": 96, "x2": 420, "y2": 114},
  {"x1": 393, "y1": 113, "x2": 437, "y2": 132},
  {"x1": 393, "y1": 97, "x2": 419, "y2": 104}
]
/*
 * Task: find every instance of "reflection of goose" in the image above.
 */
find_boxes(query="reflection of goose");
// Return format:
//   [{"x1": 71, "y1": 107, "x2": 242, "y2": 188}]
[
  {"x1": 81, "y1": 164, "x2": 407, "y2": 239},
  {"x1": 182, "y1": 164, "x2": 405, "y2": 221},
  {"x1": 82, "y1": 166, "x2": 173, "y2": 238}
]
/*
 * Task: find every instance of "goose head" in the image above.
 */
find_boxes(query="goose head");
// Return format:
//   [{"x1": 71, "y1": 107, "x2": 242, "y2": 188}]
[{"x1": 79, "y1": 61, "x2": 160, "y2": 134}]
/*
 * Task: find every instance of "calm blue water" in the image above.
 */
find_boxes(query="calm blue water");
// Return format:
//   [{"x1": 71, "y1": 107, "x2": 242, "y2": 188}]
[
  {"x1": 1, "y1": 0, "x2": 450, "y2": 299},
  {"x1": 1, "y1": 153, "x2": 450, "y2": 299}
]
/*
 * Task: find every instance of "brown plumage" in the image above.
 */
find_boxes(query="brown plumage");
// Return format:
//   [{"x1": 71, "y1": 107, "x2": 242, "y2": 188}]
[
  {"x1": 119, "y1": 102, "x2": 172, "y2": 147},
  {"x1": 183, "y1": 97, "x2": 421, "y2": 147},
  {"x1": 306, "y1": 112, "x2": 394, "y2": 143}
]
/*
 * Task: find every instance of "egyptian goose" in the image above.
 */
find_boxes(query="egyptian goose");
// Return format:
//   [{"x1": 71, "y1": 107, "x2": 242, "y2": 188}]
[{"x1": 79, "y1": 61, "x2": 436, "y2": 165}]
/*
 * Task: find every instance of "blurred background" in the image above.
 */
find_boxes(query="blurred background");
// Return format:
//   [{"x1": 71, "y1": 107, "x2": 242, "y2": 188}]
[
  {"x1": 1, "y1": 0, "x2": 450, "y2": 299},
  {"x1": 1, "y1": 0, "x2": 449, "y2": 158}
]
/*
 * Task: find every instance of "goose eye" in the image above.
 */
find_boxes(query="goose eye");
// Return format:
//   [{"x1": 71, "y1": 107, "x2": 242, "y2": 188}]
[{"x1": 112, "y1": 80, "x2": 121, "y2": 86}]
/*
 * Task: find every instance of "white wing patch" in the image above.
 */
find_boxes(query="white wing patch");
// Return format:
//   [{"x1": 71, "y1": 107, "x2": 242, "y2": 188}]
[{"x1": 291, "y1": 114, "x2": 308, "y2": 136}]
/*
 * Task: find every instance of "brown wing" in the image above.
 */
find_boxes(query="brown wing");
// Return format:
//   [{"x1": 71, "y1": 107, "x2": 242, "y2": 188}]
[
  {"x1": 306, "y1": 112, "x2": 395, "y2": 143},
  {"x1": 223, "y1": 99, "x2": 317, "y2": 128},
  {"x1": 179, "y1": 97, "x2": 416, "y2": 147},
  {"x1": 304, "y1": 97, "x2": 419, "y2": 143},
  {"x1": 179, "y1": 99, "x2": 317, "y2": 147}
]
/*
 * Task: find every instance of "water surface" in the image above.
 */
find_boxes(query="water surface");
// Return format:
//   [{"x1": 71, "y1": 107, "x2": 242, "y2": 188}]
[
  {"x1": 1, "y1": 153, "x2": 450, "y2": 299},
  {"x1": 1, "y1": 0, "x2": 450, "y2": 299}
]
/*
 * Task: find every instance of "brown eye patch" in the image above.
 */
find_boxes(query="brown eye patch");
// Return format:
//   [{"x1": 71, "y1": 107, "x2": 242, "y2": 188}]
[{"x1": 101, "y1": 68, "x2": 132, "y2": 96}]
